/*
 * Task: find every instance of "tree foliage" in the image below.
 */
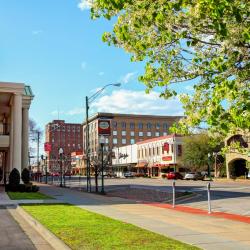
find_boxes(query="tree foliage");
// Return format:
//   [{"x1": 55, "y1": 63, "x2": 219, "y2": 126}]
[
  {"x1": 90, "y1": 0, "x2": 250, "y2": 137},
  {"x1": 182, "y1": 134, "x2": 220, "y2": 170}
]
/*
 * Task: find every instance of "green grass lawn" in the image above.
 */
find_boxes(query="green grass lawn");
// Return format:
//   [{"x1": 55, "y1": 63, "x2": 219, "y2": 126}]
[
  {"x1": 8, "y1": 192, "x2": 53, "y2": 200},
  {"x1": 22, "y1": 204, "x2": 199, "y2": 250}
]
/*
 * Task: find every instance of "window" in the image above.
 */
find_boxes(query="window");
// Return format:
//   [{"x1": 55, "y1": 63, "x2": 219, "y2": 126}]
[
  {"x1": 113, "y1": 130, "x2": 117, "y2": 136},
  {"x1": 130, "y1": 131, "x2": 135, "y2": 137},
  {"x1": 139, "y1": 131, "x2": 143, "y2": 137},
  {"x1": 121, "y1": 122, "x2": 126, "y2": 129},
  {"x1": 155, "y1": 132, "x2": 160, "y2": 137},
  {"x1": 122, "y1": 138, "x2": 126, "y2": 144},
  {"x1": 147, "y1": 123, "x2": 152, "y2": 129},
  {"x1": 130, "y1": 139, "x2": 135, "y2": 144},
  {"x1": 113, "y1": 138, "x2": 118, "y2": 144},
  {"x1": 122, "y1": 131, "x2": 126, "y2": 136},
  {"x1": 105, "y1": 138, "x2": 109, "y2": 144},
  {"x1": 147, "y1": 131, "x2": 152, "y2": 137},
  {"x1": 130, "y1": 123, "x2": 135, "y2": 129},
  {"x1": 163, "y1": 132, "x2": 168, "y2": 136},
  {"x1": 163, "y1": 123, "x2": 168, "y2": 130},
  {"x1": 138, "y1": 123, "x2": 143, "y2": 129},
  {"x1": 156, "y1": 123, "x2": 160, "y2": 130},
  {"x1": 113, "y1": 121, "x2": 117, "y2": 128}
]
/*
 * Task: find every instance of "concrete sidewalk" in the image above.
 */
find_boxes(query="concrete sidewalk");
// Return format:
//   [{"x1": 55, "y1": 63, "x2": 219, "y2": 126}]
[{"x1": 39, "y1": 184, "x2": 250, "y2": 250}]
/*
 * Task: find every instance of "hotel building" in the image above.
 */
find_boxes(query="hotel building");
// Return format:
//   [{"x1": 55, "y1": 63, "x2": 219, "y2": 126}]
[{"x1": 83, "y1": 112, "x2": 183, "y2": 156}]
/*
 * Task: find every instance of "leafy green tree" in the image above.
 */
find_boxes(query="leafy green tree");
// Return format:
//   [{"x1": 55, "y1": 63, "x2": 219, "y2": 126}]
[
  {"x1": 90, "y1": 0, "x2": 250, "y2": 137},
  {"x1": 182, "y1": 133, "x2": 221, "y2": 171}
]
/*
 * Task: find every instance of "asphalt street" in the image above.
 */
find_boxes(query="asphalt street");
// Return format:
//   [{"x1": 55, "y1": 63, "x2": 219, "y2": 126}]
[{"x1": 44, "y1": 176, "x2": 250, "y2": 216}]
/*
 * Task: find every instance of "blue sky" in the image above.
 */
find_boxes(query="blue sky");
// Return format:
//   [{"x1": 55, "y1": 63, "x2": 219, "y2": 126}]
[{"x1": 0, "y1": 0, "x2": 188, "y2": 131}]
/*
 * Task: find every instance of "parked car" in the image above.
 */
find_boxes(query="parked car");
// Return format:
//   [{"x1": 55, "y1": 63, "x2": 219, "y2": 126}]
[
  {"x1": 184, "y1": 172, "x2": 205, "y2": 180},
  {"x1": 124, "y1": 172, "x2": 136, "y2": 178},
  {"x1": 51, "y1": 172, "x2": 60, "y2": 177},
  {"x1": 166, "y1": 172, "x2": 183, "y2": 180},
  {"x1": 103, "y1": 172, "x2": 117, "y2": 178}
]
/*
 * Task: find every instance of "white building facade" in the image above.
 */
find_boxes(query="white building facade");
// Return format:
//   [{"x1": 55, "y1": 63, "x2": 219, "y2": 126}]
[
  {"x1": 112, "y1": 144, "x2": 137, "y2": 177},
  {"x1": 112, "y1": 134, "x2": 183, "y2": 177},
  {"x1": 0, "y1": 82, "x2": 33, "y2": 184}
]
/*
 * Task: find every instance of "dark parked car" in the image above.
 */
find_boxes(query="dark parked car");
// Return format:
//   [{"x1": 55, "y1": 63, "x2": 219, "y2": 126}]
[{"x1": 166, "y1": 172, "x2": 183, "y2": 180}]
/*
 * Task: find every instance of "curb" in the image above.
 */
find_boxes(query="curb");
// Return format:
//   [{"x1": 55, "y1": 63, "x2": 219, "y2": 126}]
[{"x1": 13, "y1": 206, "x2": 71, "y2": 250}]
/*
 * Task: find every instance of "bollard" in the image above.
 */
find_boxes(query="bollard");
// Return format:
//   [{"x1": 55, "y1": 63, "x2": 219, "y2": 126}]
[
  {"x1": 172, "y1": 180, "x2": 176, "y2": 208},
  {"x1": 207, "y1": 182, "x2": 212, "y2": 214}
]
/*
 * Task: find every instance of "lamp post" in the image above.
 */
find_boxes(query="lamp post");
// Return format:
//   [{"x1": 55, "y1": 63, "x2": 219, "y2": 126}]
[
  {"x1": 59, "y1": 148, "x2": 63, "y2": 187},
  {"x1": 207, "y1": 153, "x2": 212, "y2": 181},
  {"x1": 99, "y1": 135, "x2": 105, "y2": 194},
  {"x1": 85, "y1": 83, "x2": 121, "y2": 192}
]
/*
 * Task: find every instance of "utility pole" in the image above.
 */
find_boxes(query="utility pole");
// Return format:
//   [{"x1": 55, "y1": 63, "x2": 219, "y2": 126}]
[
  {"x1": 37, "y1": 131, "x2": 41, "y2": 173},
  {"x1": 85, "y1": 96, "x2": 91, "y2": 192}
]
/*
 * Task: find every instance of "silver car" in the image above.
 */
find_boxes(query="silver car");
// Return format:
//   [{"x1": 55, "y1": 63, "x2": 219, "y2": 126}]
[
  {"x1": 184, "y1": 172, "x2": 205, "y2": 180},
  {"x1": 124, "y1": 172, "x2": 136, "y2": 178}
]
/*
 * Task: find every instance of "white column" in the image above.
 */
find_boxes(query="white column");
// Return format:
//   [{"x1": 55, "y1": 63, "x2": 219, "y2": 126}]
[
  {"x1": 9, "y1": 106, "x2": 14, "y2": 172},
  {"x1": 22, "y1": 108, "x2": 29, "y2": 170},
  {"x1": 12, "y1": 94, "x2": 22, "y2": 174}
]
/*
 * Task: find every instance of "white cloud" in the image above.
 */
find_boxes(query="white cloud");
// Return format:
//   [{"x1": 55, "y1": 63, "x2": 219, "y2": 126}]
[
  {"x1": 66, "y1": 107, "x2": 84, "y2": 116},
  {"x1": 32, "y1": 30, "x2": 43, "y2": 35},
  {"x1": 120, "y1": 72, "x2": 137, "y2": 84},
  {"x1": 81, "y1": 61, "x2": 87, "y2": 70},
  {"x1": 91, "y1": 89, "x2": 184, "y2": 116},
  {"x1": 50, "y1": 110, "x2": 65, "y2": 116},
  {"x1": 78, "y1": 0, "x2": 93, "y2": 11},
  {"x1": 185, "y1": 85, "x2": 194, "y2": 91}
]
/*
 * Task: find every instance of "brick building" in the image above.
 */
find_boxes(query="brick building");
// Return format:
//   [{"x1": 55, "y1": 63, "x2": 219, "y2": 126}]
[
  {"x1": 45, "y1": 120, "x2": 83, "y2": 171},
  {"x1": 83, "y1": 113, "x2": 183, "y2": 170}
]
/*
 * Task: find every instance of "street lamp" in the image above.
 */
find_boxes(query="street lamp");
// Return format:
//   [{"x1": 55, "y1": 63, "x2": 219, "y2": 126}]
[
  {"x1": 207, "y1": 153, "x2": 212, "y2": 181},
  {"x1": 85, "y1": 83, "x2": 121, "y2": 192},
  {"x1": 99, "y1": 135, "x2": 105, "y2": 194},
  {"x1": 59, "y1": 148, "x2": 64, "y2": 187}
]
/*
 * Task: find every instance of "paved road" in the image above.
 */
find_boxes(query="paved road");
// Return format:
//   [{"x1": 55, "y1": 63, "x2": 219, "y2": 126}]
[{"x1": 43, "y1": 176, "x2": 250, "y2": 216}]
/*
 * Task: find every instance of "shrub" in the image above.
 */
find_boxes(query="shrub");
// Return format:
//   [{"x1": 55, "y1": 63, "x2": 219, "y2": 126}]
[
  {"x1": 32, "y1": 185, "x2": 39, "y2": 192},
  {"x1": 21, "y1": 168, "x2": 30, "y2": 184},
  {"x1": 9, "y1": 168, "x2": 20, "y2": 188},
  {"x1": 162, "y1": 174, "x2": 166, "y2": 179}
]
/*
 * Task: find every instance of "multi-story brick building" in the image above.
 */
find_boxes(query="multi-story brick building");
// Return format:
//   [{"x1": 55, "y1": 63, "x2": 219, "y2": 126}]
[
  {"x1": 45, "y1": 120, "x2": 83, "y2": 171},
  {"x1": 83, "y1": 113, "x2": 183, "y2": 166}
]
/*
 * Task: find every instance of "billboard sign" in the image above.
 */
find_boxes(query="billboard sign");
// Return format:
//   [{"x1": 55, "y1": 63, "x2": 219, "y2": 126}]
[{"x1": 98, "y1": 119, "x2": 111, "y2": 136}]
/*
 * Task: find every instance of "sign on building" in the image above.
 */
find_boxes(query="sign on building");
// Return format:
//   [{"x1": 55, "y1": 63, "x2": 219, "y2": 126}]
[
  {"x1": 44, "y1": 142, "x2": 52, "y2": 152},
  {"x1": 98, "y1": 119, "x2": 111, "y2": 136}
]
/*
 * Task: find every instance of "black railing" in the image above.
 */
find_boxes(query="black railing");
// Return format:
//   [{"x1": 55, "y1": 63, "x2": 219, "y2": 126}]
[{"x1": 0, "y1": 123, "x2": 10, "y2": 135}]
